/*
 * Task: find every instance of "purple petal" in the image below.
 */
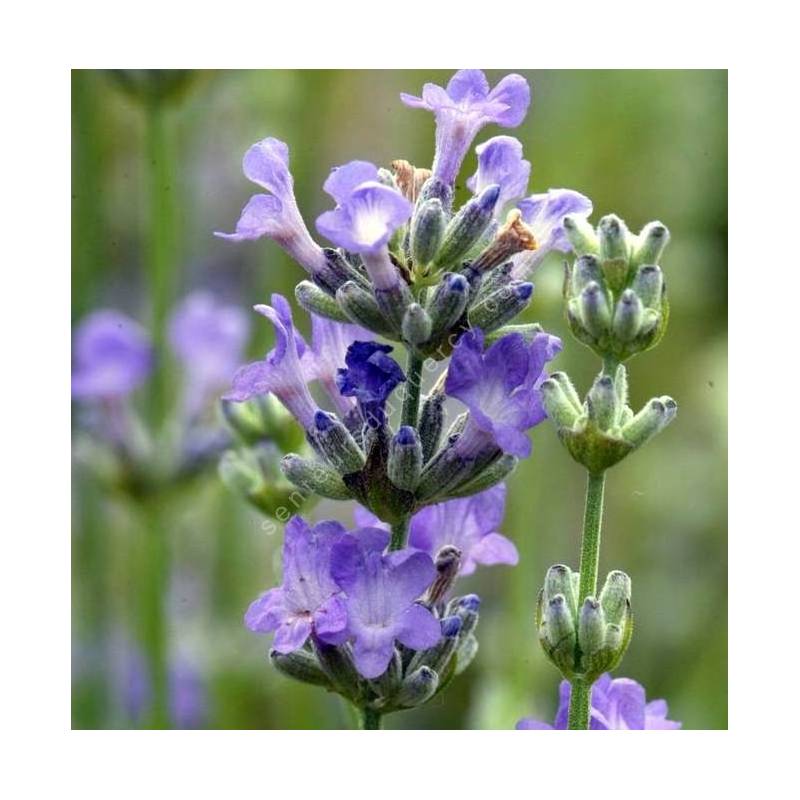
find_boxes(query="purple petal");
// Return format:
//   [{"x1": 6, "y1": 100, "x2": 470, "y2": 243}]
[
  {"x1": 467, "y1": 136, "x2": 530, "y2": 211},
  {"x1": 322, "y1": 160, "x2": 379, "y2": 203},
  {"x1": 244, "y1": 588, "x2": 287, "y2": 633},
  {"x1": 313, "y1": 593, "x2": 349, "y2": 645},
  {"x1": 395, "y1": 603, "x2": 442, "y2": 651},
  {"x1": 242, "y1": 137, "x2": 292, "y2": 198},
  {"x1": 387, "y1": 551, "x2": 437, "y2": 609},
  {"x1": 350, "y1": 627, "x2": 397, "y2": 679},
  {"x1": 446, "y1": 69, "x2": 490, "y2": 101},
  {"x1": 467, "y1": 532, "x2": 519, "y2": 570},
  {"x1": 223, "y1": 360, "x2": 273, "y2": 402},
  {"x1": 487, "y1": 74, "x2": 531, "y2": 127},
  {"x1": 606, "y1": 679, "x2": 647, "y2": 730},
  {"x1": 272, "y1": 617, "x2": 313, "y2": 653},
  {"x1": 516, "y1": 718, "x2": 554, "y2": 730},
  {"x1": 215, "y1": 193, "x2": 285, "y2": 242}
]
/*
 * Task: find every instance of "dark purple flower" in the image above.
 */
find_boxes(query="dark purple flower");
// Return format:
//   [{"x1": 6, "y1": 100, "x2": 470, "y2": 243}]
[
  {"x1": 301, "y1": 314, "x2": 371, "y2": 418},
  {"x1": 511, "y1": 189, "x2": 593, "y2": 279},
  {"x1": 215, "y1": 137, "x2": 328, "y2": 276},
  {"x1": 355, "y1": 484, "x2": 518, "y2": 576},
  {"x1": 445, "y1": 328, "x2": 562, "y2": 459},
  {"x1": 335, "y1": 341, "x2": 406, "y2": 428},
  {"x1": 245, "y1": 517, "x2": 350, "y2": 653},
  {"x1": 330, "y1": 527, "x2": 440, "y2": 678},
  {"x1": 316, "y1": 161, "x2": 412, "y2": 290},
  {"x1": 224, "y1": 294, "x2": 318, "y2": 431},
  {"x1": 401, "y1": 70, "x2": 531, "y2": 186},
  {"x1": 516, "y1": 673, "x2": 681, "y2": 730},
  {"x1": 467, "y1": 136, "x2": 531, "y2": 217},
  {"x1": 168, "y1": 291, "x2": 250, "y2": 418},
  {"x1": 72, "y1": 310, "x2": 153, "y2": 400}
]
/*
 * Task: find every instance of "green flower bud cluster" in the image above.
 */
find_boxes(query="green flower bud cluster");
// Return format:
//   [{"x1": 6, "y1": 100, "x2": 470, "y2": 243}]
[
  {"x1": 539, "y1": 365, "x2": 677, "y2": 474},
  {"x1": 218, "y1": 395, "x2": 313, "y2": 518},
  {"x1": 563, "y1": 214, "x2": 670, "y2": 363},
  {"x1": 536, "y1": 565, "x2": 633, "y2": 683}
]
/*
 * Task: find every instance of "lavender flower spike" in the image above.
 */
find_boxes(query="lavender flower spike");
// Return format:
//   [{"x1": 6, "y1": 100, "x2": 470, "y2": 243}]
[
  {"x1": 356, "y1": 484, "x2": 518, "y2": 576},
  {"x1": 224, "y1": 294, "x2": 319, "y2": 431},
  {"x1": 516, "y1": 674, "x2": 681, "y2": 730},
  {"x1": 316, "y1": 161, "x2": 412, "y2": 289},
  {"x1": 445, "y1": 328, "x2": 562, "y2": 459},
  {"x1": 168, "y1": 291, "x2": 250, "y2": 418},
  {"x1": 510, "y1": 189, "x2": 593, "y2": 279},
  {"x1": 216, "y1": 137, "x2": 328, "y2": 276},
  {"x1": 467, "y1": 136, "x2": 531, "y2": 218},
  {"x1": 245, "y1": 517, "x2": 350, "y2": 653},
  {"x1": 330, "y1": 527, "x2": 441, "y2": 678},
  {"x1": 301, "y1": 314, "x2": 371, "y2": 418},
  {"x1": 336, "y1": 340, "x2": 406, "y2": 429},
  {"x1": 72, "y1": 310, "x2": 153, "y2": 400},
  {"x1": 401, "y1": 70, "x2": 531, "y2": 186}
]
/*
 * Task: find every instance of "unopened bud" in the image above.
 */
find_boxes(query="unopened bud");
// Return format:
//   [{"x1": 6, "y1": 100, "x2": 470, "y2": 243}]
[
  {"x1": 587, "y1": 375, "x2": 618, "y2": 431},
  {"x1": 631, "y1": 264, "x2": 664, "y2": 309},
  {"x1": 453, "y1": 594, "x2": 481, "y2": 639},
  {"x1": 401, "y1": 303, "x2": 432, "y2": 345},
  {"x1": 578, "y1": 597, "x2": 606, "y2": 657},
  {"x1": 312, "y1": 640, "x2": 365, "y2": 702},
  {"x1": 580, "y1": 282, "x2": 612, "y2": 338},
  {"x1": 613, "y1": 289, "x2": 644, "y2": 342},
  {"x1": 540, "y1": 378, "x2": 581, "y2": 429},
  {"x1": 571, "y1": 254, "x2": 604, "y2": 295},
  {"x1": 544, "y1": 594, "x2": 576, "y2": 653},
  {"x1": 270, "y1": 648, "x2": 332, "y2": 689},
  {"x1": 395, "y1": 665, "x2": 439, "y2": 708},
  {"x1": 598, "y1": 214, "x2": 631, "y2": 263},
  {"x1": 375, "y1": 281, "x2": 414, "y2": 334},
  {"x1": 387, "y1": 426, "x2": 423, "y2": 490},
  {"x1": 454, "y1": 634, "x2": 479, "y2": 676},
  {"x1": 621, "y1": 397, "x2": 677, "y2": 448},
  {"x1": 336, "y1": 281, "x2": 394, "y2": 337},
  {"x1": 563, "y1": 214, "x2": 600, "y2": 256},
  {"x1": 296, "y1": 280, "x2": 351, "y2": 323},
  {"x1": 550, "y1": 372, "x2": 583, "y2": 412},
  {"x1": 418, "y1": 391, "x2": 445, "y2": 463},
  {"x1": 632, "y1": 221, "x2": 670, "y2": 266},
  {"x1": 428, "y1": 272, "x2": 469, "y2": 338},
  {"x1": 599, "y1": 570, "x2": 632, "y2": 626},
  {"x1": 434, "y1": 184, "x2": 500, "y2": 267},
  {"x1": 418, "y1": 176, "x2": 454, "y2": 213},
  {"x1": 445, "y1": 453, "x2": 518, "y2": 498},
  {"x1": 315, "y1": 248, "x2": 370, "y2": 294},
  {"x1": 281, "y1": 454, "x2": 352, "y2": 500},
  {"x1": 544, "y1": 564, "x2": 578, "y2": 618},
  {"x1": 410, "y1": 198, "x2": 446, "y2": 268},
  {"x1": 312, "y1": 410, "x2": 365, "y2": 475},
  {"x1": 469, "y1": 281, "x2": 534, "y2": 331}
]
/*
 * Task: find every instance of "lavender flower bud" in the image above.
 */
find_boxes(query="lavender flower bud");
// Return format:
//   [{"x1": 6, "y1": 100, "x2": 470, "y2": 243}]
[
  {"x1": 571, "y1": 254, "x2": 605, "y2": 295},
  {"x1": 418, "y1": 391, "x2": 445, "y2": 463},
  {"x1": 295, "y1": 280, "x2": 351, "y2": 323},
  {"x1": 415, "y1": 448, "x2": 475, "y2": 501},
  {"x1": 401, "y1": 303, "x2": 433, "y2": 345},
  {"x1": 586, "y1": 375, "x2": 618, "y2": 431},
  {"x1": 599, "y1": 570, "x2": 632, "y2": 626},
  {"x1": 444, "y1": 453, "x2": 518, "y2": 498},
  {"x1": 375, "y1": 282, "x2": 415, "y2": 334},
  {"x1": 598, "y1": 214, "x2": 631, "y2": 263},
  {"x1": 335, "y1": 281, "x2": 394, "y2": 337},
  {"x1": 411, "y1": 615, "x2": 462, "y2": 676},
  {"x1": 395, "y1": 666, "x2": 439, "y2": 708},
  {"x1": 270, "y1": 648, "x2": 332, "y2": 689},
  {"x1": 315, "y1": 248, "x2": 370, "y2": 294},
  {"x1": 632, "y1": 221, "x2": 670, "y2": 266},
  {"x1": 613, "y1": 289, "x2": 644, "y2": 342},
  {"x1": 563, "y1": 214, "x2": 600, "y2": 256},
  {"x1": 433, "y1": 184, "x2": 500, "y2": 268},
  {"x1": 410, "y1": 198, "x2": 446, "y2": 268},
  {"x1": 469, "y1": 281, "x2": 534, "y2": 331},
  {"x1": 543, "y1": 594, "x2": 576, "y2": 666},
  {"x1": 544, "y1": 564, "x2": 578, "y2": 619},
  {"x1": 312, "y1": 410, "x2": 365, "y2": 475},
  {"x1": 540, "y1": 378, "x2": 581, "y2": 429},
  {"x1": 281, "y1": 454, "x2": 352, "y2": 500},
  {"x1": 417, "y1": 175, "x2": 454, "y2": 213},
  {"x1": 428, "y1": 272, "x2": 469, "y2": 338},
  {"x1": 631, "y1": 264, "x2": 665, "y2": 309},
  {"x1": 454, "y1": 634, "x2": 479, "y2": 676},
  {"x1": 312, "y1": 640, "x2": 365, "y2": 702},
  {"x1": 387, "y1": 425, "x2": 423, "y2": 490},
  {"x1": 638, "y1": 308, "x2": 662, "y2": 337},
  {"x1": 578, "y1": 597, "x2": 606, "y2": 657},
  {"x1": 550, "y1": 372, "x2": 583, "y2": 412},
  {"x1": 579, "y1": 281, "x2": 612, "y2": 338},
  {"x1": 621, "y1": 396, "x2": 677, "y2": 448},
  {"x1": 453, "y1": 594, "x2": 481, "y2": 639}
]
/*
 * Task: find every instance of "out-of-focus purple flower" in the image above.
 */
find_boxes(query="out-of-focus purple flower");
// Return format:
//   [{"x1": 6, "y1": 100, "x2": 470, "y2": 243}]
[
  {"x1": 316, "y1": 161, "x2": 412, "y2": 289},
  {"x1": 511, "y1": 189, "x2": 593, "y2": 279},
  {"x1": 330, "y1": 527, "x2": 440, "y2": 678},
  {"x1": 467, "y1": 136, "x2": 531, "y2": 217},
  {"x1": 169, "y1": 658, "x2": 207, "y2": 729},
  {"x1": 401, "y1": 69, "x2": 531, "y2": 186},
  {"x1": 72, "y1": 310, "x2": 153, "y2": 400},
  {"x1": 301, "y1": 315, "x2": 371, "y2": 418},
  {"x1": 445, "y1": 328, "x2": 561, "y2": 459},
  {"x1": 335, "y1": 341, "x2": 406, "y2": 429},
  {"x1": 516, "y1": 673, "x2": 681, "y2": 730},
  {"x1": 168, "y1": 291, "x2": 250, "y2": 418},
  {"x1": 245, "y1": 517, "x2": 350, "y2": 653},
  {"x1": 224, "y1": 294, "x2": 319, "y2": 431},
  {"x1": 355, "y1": 484, "x2": 518, "y2": 576},
  {"x1": 215, "y1": 137, "x2": 328, "y2": 276}
]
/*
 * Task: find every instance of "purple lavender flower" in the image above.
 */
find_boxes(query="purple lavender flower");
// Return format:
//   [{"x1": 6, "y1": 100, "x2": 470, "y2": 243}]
[
  {"x1": 516, "y1": 673, "x2": 681, "y2": 730},
  {"x1": 245, "y1": 517, "x2": 350, "y2": 653},
  {"x1": 510, "y1": 189, "x2": 593, "y2": 279},
  {"x1": 335, "y1": 341, "x2": 406, "y2": 429},
  {"x1": 355, "y1": 484, "x2": 518, "y2": 576},
  {"x1": 316, "y1": 161, "x2": 412, "y2": 290},
  {"x1": 467, "y1": 136, "x2": 531, "y2": 217},
  {"x1": 444, "y1": 328, "x2": 562, "y2": 459},
  {"x1": 301, "y1": 314, "x2": 371, "y2": 418},
  {"x1": 169, "y1": 658, "x2": 207, "y2": 729},
  {"x1": 401, "y1": 69, "x2": 531, "y2": 186},
  {"x1": 330, "y1": 527, "x2": 440, "y2": 678},
  {"x1": 224, "y1": 294, "x2": 319, "y2": 431},
  {"x1": 215, "y1": 137, "x2": 328, "y2": 276},
  {"x1": 72, "y1": 310, "x2": 153, "y2": 400},
  {"x1": 168, "y1": 291, "x2": 250, "y2": 418}
]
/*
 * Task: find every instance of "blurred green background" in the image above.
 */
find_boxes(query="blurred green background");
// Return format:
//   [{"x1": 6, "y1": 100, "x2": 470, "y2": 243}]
[{"x1": 71, "y1": 69, "x2": 727, "y2": 729}]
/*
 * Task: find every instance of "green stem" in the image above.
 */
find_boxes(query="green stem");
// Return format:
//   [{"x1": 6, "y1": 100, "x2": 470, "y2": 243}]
[
  {"x1": 401, "y1": 351, "x2": 424, "y2": 429},
  {"x1": 602, "y1": 355, "x2": 619, "y2": 376},
  {"x1": 144, "y1": 98, "x2": 178, "y2": 428},
  {"x1": 361, "y1": 707, "x2": 382, "y2": 729},
  {"x1": 389, "y1": 515, "x2": 410, "y2": 552},
  {"x1": 568, "y1": 470, "x2": 606, "y2": 730}
]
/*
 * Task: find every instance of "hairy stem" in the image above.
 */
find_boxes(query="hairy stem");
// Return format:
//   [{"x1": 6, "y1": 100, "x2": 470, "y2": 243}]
[
  {"x1": 389, "y1": 515, "x2": 410, "y2": 552},
  {"x1": 401, "y1": 351, "x2": 424, "y2": 428},
  {"x1": 568, "y1": 471, "x2": 606, "y2": 730},
  {"x1": 361, "y1": 707, "x2": 382, "y2": 729}
]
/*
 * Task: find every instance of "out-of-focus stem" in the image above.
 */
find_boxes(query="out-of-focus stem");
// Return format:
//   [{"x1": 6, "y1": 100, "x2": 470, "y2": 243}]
[{"x1": 361, "y1": 707, "x2": 382, "y2": 729}]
